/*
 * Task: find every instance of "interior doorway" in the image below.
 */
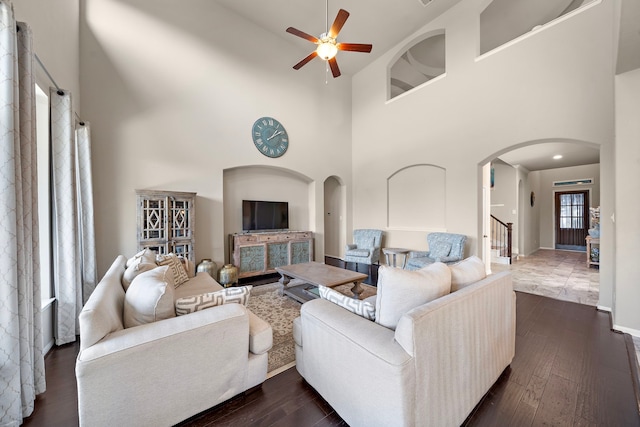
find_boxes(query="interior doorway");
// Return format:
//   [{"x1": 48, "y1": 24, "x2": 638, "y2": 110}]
[
  {"x1": 323, "y1": 176, "x2": 345, "y2": 258},
  {"x1": 555, "y1": 190, "x2": 589, "y2": 251}
]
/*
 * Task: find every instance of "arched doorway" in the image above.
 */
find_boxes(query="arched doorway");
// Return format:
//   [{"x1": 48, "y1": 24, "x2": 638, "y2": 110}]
[
  {"x1": 323, "y1": 176, "x2": 346, "y2": 258},
  {"x1": 480, "y1": 138, "x2": 602, "y2": 306}
]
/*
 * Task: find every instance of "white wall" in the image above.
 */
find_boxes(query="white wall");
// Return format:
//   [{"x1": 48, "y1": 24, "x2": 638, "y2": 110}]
[
  {"x1": 534, "y1": 163, "x2": 600, "y2": 249},
  {"x1": 613, "y1": 68, "x2": 640, "y2": 334},
  {"x1": 13, "y1": 0, "x2": 80, "y2": 111},
  {"x1": 80, "y1": 0, "x2": 353, "y2": 276},
  {"x1": 352, "y1": 1, "x2": 615, "y2": 260}
]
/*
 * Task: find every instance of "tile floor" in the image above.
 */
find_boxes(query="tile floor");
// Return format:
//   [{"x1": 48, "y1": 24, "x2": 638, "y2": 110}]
[
  {"x1": 492, "y1": 248, "x2": 600, "y2": 306},
  {"x1": 493, "y1": 249, "x2": 640, "y2": 369}
]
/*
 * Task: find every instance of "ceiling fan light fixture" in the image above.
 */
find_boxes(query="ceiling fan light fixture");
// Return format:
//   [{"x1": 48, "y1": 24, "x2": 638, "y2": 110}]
[{"x1": 316, "y1": 35, "x2": 338, "y2": 60}]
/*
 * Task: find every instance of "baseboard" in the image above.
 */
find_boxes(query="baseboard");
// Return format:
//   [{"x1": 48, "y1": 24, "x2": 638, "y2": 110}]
[
  {"x1": 43, "y1": 339, "x2": 55, "y2": 356},
  {"x1": 597, "y1": 305, "x2": 612, "y2": 312},
  {"x1": 614, "y1": 324, "x2": 640, "y2": 338}
]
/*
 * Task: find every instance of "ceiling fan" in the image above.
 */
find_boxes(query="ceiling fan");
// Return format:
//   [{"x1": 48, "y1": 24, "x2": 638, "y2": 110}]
[{"x1": 286, "y1": 7, "x2": 373, "y2": 78}]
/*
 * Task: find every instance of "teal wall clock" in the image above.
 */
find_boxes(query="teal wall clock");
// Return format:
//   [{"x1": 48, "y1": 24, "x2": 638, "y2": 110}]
[{"x1": 251, "y1": 117, "x2": 289, "y2": 158}]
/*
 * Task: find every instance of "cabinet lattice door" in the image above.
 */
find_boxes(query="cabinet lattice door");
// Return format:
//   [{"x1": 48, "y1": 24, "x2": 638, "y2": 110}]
[{"x1": 136, "y1": 190, "x2": 196, "y2": 262}]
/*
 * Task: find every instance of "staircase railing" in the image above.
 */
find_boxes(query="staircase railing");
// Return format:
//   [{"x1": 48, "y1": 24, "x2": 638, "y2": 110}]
[{"x1": 490, "y1": 215, "x2": 513, "y2": 264}]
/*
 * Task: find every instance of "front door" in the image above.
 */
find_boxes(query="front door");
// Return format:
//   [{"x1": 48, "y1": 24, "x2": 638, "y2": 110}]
[{"x1": 555, "y1": 190, "x2": 589, "y2": 250}]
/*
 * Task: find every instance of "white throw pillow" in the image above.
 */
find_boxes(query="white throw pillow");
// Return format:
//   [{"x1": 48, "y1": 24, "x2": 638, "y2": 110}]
[
  {"x1": 175, "y1": 286, "x2": 253, "y2": 316},
  {"x1": 318, "y1": 285, "x2": 375, "y2": 320},
  {"x1": 449, "y1": 256, "x2": 487, "y2": 292},
  {"x1": 122, "y1": 260, "x2": 157, "y2": 291},
  {"x1": 375, "y1": 263, "x2": 451, "y2": 330},
  {"x1": 124, "y1": 266, "x2": 176, "y2": 328},
  {"x1": 125, "y1": 248, "x2": 156, "y2": 268},
  {"x1": 156, "y1": 253, "x2": 190, "y2": 287}
]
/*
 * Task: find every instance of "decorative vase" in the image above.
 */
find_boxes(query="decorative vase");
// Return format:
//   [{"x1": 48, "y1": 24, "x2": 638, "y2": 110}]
[
  {"x1": 219, "y1": 264, "x2": 238, "y2": 288},
  {"x1": 196, "y1": 259, "x2": 217, "y2": 279}
]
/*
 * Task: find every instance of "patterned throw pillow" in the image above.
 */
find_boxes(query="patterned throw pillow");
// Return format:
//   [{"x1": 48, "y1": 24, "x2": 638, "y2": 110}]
[
  {"x1": 156, "y1": 253, "x2": 190, "y2": 287},
  {"x1": 175, "y1": 286, "x2": 253, "y2": 316},
  {"x1": 318, "y1": 285, "x2": 376, "y2": 321}
]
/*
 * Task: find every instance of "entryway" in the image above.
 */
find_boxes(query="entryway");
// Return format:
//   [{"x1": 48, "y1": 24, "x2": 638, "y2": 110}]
[{"x1": 555, "y1": 190, "x2": 589, "y2": 251}]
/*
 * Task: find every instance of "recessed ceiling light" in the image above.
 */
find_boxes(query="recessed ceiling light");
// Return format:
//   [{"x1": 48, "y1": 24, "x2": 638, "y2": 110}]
[{"x1": 553, "y1": 155, "x2": 563, "y2": 160}]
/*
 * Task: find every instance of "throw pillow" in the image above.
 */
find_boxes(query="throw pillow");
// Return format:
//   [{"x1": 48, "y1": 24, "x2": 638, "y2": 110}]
[
  {"x1": 430, "y1": 241, "x2": 452, "y2": 260},
  {"x1": 122, "y1": 260, "x2": 157, "y2": 291},
  {"x1": 175, "y1": 286, "x2": 253, "y2": 316},
  {"x1": 375, "y1": 262, "x2": 451, "y2": 330},
  {"x1": 318, "y1": 285, "x2": 375, "y2": 321},
  {"x1": 156, "y1": 253, "x2": 190, "y2": 287},
  {"x1": 123, "y1": 266, "x2": 176, "y2": 328},
  {"x1": 125, "y1": 248, "x2": 156, "y2": 268},
  {"x1": 449, "y1": 256, "x2": 487, "y2": 292}
]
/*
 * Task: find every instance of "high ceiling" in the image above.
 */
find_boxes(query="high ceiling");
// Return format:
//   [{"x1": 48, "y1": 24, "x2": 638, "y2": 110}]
[
  {"x1": 216, "y1": 0, "x2": 638, "y2": 171},
  {"x1": 216, "y1": 0, "x2": 464, "y2": 77}
]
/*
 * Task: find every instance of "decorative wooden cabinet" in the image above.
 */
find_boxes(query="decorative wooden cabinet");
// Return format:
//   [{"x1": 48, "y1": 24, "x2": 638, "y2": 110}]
[
  {"x1": 136, "y1": 190, "x2": 196, "y2": 262},
  {"x1": 230, "y1": 231, "x2": 314, "y2": 279}
]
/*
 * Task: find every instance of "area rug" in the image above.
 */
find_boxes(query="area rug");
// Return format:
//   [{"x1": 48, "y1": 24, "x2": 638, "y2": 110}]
[{"x1": 247, "y1": 281, "x2": 377, "y2": 377}]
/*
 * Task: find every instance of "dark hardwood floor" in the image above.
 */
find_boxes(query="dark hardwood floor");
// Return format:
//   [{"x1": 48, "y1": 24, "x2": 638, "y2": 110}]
[{"x1": 23, "y1": 292, "x2": 640, "y2": 427}]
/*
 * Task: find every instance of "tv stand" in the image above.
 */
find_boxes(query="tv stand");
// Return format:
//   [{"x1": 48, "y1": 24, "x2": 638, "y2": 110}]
[{"x1": 230, "y1": 231, "x2": 314, "y2": 279}]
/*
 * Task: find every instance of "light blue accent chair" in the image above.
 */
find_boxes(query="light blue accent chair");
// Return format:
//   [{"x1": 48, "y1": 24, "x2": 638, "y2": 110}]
[
  {"x1": 406, "y1": 232, "x2": 467, "y2": 270},
  {"x1": 344, "y1": 229, "x2": 383, "y2": 269}
]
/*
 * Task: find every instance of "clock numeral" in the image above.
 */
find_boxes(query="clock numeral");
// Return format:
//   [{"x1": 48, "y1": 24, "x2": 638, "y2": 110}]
[
  {"x1": 279, "y1": 144, "x2": 286, "y2": 151},
  {"x1": 254, "y1": 132, "x2": 261, "y2": 136},
  {"x1": 262, "y1": 119, "x2": 268, "y2": 126},
  {"x1": 262, "y1": 145, "x2": 269, "y2": 153},
  {"x1": 269, "y1": 148, "x2": 275, "y2": 155},
  {"x1": 268, "y1": 119, "x2": 274, "y2": 126},
  {"x1": 255, "y1": 138, "x2": 263, "y2": 145},
  {"x1": 281, "y1": 137, "x2": 288, "y2": 143}
]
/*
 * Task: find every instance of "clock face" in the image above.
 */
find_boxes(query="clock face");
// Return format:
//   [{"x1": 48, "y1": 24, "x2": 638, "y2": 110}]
[{"x1": 251, "y1": 117, "x2": 289, "y2": 158}]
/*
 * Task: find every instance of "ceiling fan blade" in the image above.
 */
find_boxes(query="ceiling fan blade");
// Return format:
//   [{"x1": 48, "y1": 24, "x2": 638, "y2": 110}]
[
  {"x1": 286, "y1": 27, "x2": 319, "y2": 43},
  {"x1": 328, "y1": 9, "x2": 350, "y2": 39},
  {"x1": 337, "y1": 43, "x2": 373, "y2": 53},
  {"x1": 293, "y1": 51, "x2": 318, "y2": 70},
  {"x1": 328, "y1": 57, "x2": 341, "y2": 78}
]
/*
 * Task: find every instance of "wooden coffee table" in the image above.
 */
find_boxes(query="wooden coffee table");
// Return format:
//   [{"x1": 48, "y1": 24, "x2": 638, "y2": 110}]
[{"x1": 276, "y1": 262, "x2": 368, "y2": 301}]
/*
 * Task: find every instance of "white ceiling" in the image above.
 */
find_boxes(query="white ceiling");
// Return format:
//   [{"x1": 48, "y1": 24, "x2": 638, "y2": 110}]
[
  {"x1": 216, "y1": 0, "x2": 464, "y2": 77},
  {"x1": 216, "y1": 0, "x2": 637, "y2": 171},
  {"x1": 497, "y1": 142, "x2": 600, "y2": 172}
]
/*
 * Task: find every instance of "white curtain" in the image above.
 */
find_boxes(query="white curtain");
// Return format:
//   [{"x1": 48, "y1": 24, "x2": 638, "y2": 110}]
[
  {"x1": 75, "y1": 121, "x2": 97, "y2": 303},
  {"x1": 0, "y1": 2, "x2": 47, "y2": 425},
  {"x1": 51, "y1": 93, "x2": 97, "y2": 345}
]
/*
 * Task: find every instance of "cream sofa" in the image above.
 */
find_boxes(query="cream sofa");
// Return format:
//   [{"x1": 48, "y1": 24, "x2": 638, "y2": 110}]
[
  {"x1": 293, "y1": 259, "x2": 515, "y2": 427},
  {"x1": 76, "y1": 255, "x2": 272, "y2": 427}
]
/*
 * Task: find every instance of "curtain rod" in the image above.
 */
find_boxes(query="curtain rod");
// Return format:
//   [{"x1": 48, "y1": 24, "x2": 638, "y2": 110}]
[{"x1": 34, "y1": 53, "x2": 85, "y2": 124}]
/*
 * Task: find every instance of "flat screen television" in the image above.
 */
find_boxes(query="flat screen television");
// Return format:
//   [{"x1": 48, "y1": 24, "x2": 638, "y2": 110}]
[{"x1": 242, "y1": 200, "x2": 289, "y2": 232}]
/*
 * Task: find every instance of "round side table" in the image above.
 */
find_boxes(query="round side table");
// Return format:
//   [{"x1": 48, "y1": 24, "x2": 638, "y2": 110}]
[{"x1": 382, "y1": 248, "x2": 410, "y2": 269}]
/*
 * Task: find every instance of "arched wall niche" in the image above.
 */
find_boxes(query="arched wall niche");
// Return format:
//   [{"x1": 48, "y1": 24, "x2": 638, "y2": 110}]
[
  {"x1": 387, "y1": 164, "x2": 446, "y2": 230},
  {"x1": 223, "y1": 165, "x2": 315, "y2": 257},
  {"x1": 387, "y1": 29, "x2": 446, "y2": 101}
]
